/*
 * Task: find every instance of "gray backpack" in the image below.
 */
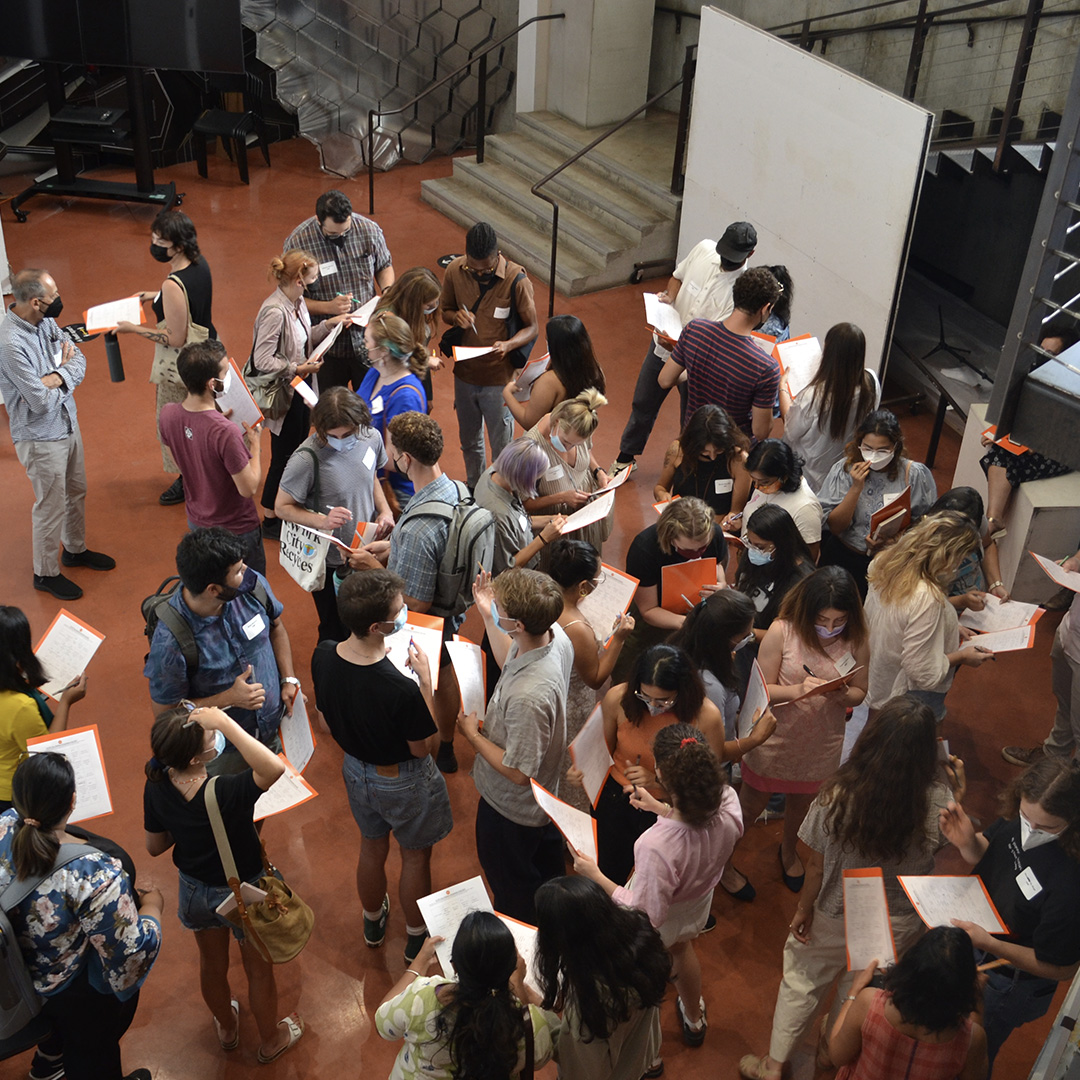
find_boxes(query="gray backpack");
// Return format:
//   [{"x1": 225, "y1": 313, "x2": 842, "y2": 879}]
[{"x1": 0, "y1": 844, "x2": 92, "y2": 1037}]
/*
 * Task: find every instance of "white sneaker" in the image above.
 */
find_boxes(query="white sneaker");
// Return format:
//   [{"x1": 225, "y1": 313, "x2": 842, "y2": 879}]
[{"x1": 609, "y1": 459, "x2": 637, "y2": 477}]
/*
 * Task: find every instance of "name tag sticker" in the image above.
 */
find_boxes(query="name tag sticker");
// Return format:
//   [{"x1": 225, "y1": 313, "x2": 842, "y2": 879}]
[
  {"x1": 494, "y1": 305, "x2": 511, "y2": 319},
  {"x1": 242, "y1": 613, "x2": 266, "y2": 640},
  {"x1": 714, "y1": 478, "x2": 734, "y2": 495},
  {"x1": 687, "y1": 281, "x2": 701, "y2": 294},
  {"x1": 1016, "y1": 866, "x2": 1043, "y2": 900},
  {"x1": 542, "y1": 464, "x2": 564, "y2": 482},
  {"x1": 834, "y1": 652, "x2": 857, "y2": 677},
  {"x1": 519, "y1": 514, "x2": 530, "y2": 534},
  {"x1": 319, "y1": 260, "x2": 338, "y2": 276},
  {"x1": 370, "y1": 395, "x2": 383, "y2": 414},
  {"x1": 362, "y1": 445, "x2": 377, "y2": 471}
]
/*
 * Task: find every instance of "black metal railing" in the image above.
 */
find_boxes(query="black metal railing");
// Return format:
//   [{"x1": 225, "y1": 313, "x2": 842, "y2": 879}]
[
  {"x1": 366, "y1": 12, "x2": 565, "y2": 215},
  {"x1": 530, "y1": 44, "x2": 696, "y2": 317},
  {"x1": 891, "y1": 339, "x2": 969, "y2": 468}
]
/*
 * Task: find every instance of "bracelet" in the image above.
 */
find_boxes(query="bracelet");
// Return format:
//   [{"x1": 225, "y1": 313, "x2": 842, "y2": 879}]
[
  {"x1": 406, "y1": 969, "x2": 421, "y2": 979},
  {"x1": 539, "y1": 533, "x2": 548, "y2": 546},
  {"x1": 735, "y1": 737, "x2": 743, "y2": 756},
  {"x1": 281, "y1": 676, "x2": 301, "y2": 689},
  {"x1": 988, "y1": 580, "x2": 1004, "y2": 590},
  {"x1": 844, "y1": 995, "x2": 858, "y2": 1003}
]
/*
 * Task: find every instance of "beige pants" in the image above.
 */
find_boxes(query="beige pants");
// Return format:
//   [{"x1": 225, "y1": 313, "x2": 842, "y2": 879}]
[
  {"x1": 15, "y1": 429, "x2": 87, "y2": 578},
  {"x1": 768, "y1": 906, "x2": 923, "y2": 1063},
  {"x1": 155, "y1": 380, "x2": 187, "y2": 473}
]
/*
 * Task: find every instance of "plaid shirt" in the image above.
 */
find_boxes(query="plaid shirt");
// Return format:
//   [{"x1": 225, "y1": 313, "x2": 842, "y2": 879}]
[
  {"x1": 284, "y1": 212, "x2": 392, "y2": 349},
  {"x1": 0, "y1": 306, "x2": 85, "y2": 442}
]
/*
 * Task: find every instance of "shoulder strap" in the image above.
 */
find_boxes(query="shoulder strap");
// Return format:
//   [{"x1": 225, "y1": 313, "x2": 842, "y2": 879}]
[
  {"x1": 156, "y1": 603, "x2": 199, "y2": 676},
  {"x1": 296, "y1": 446, "x2": 321, "y2": 511},
  {"x1": 521, "y1": 1007, "x2": 535, "y2": 1080},
  {"x1": 204, "y1": 778, "x2": 242, "y2": 888},
  {"x1": 0, "y1": 843, "x2": 95, "y2": 912}
]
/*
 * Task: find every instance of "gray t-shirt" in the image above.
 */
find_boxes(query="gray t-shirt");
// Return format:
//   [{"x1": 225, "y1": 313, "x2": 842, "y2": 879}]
[
  {"x1": 798, "y1": 781, "x2": 952, "y2": 918},
  {"x1": 702, "y1": 668, "x2": 740, "y2": 742},
  {"x1": 279, "y1": 430, "x2": 386, "y2": 566},
  {"x1": 474, "y1": 467, "x2": 537, "y2": 576},
  {"x1": 472, "y1": 624, "x2": 575, "y2": 826}
]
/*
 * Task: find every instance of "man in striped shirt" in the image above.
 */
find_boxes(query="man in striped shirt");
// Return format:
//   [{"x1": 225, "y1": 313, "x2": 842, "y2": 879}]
[{"x1": 0, "y1": 269, "x2": 115, "y2": 600}]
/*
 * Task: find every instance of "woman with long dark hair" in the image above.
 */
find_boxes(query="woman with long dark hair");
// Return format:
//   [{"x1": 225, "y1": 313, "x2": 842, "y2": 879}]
[
  {"x1": 534, "y1": 876, "x2": 671, "y2": 1079},
  {"x1": 374, "y1": 265, "x2": 443, "y2": 407},
  {"x1": 739, "y1": 438, "x2": 822, "y2": 556},
  {"x1": 375, "y1": 910, "x2": 557, "y2": 1080},
  {"x1": 738, "y1": 697, "x2": 966, "y2": 1080}
]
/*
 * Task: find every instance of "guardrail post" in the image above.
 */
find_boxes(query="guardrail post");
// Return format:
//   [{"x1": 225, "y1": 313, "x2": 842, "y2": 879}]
[
  {"x1": 902, "y1": 0, "x2": 930, "y2": 101},
  {"x1": 547, "y1": 205, "x2": 559, "y2": 318},
  {"x1": 477, "y1": 54, "x2": 488, "y2": 164},
  {"x1": 367, "y1": 108, "x2": 376, "y2": 214},
  {"x1": 993, "y1": 0, "x2": 1044, "y2": 172},
  {"x1": 671, "y1": 45, "x2": 696, "y2": 195}
]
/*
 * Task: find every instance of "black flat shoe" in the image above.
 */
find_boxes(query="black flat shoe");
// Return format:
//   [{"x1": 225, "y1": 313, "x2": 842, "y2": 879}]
[
  {"x1": 159, "y1": 476, "x2": 185, "y2": 505},
  {"x1": 779, "y1": 844, "x2": 804, "y2": 892},
  {"x1": 33, "y1": 573, "x2": 83, "y2": 600},
  {"x1": 720, "y1": 872, "x2": 756, "y2": 902},
  {"x1": 62, "y1": 548, "x2": 116, "y2": 571}
]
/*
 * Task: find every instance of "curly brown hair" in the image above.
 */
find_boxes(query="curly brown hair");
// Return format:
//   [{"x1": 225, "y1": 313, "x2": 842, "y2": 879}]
[
  {"x1": 652, "y1": 723, "x2": 724, "y2": 827},
  {"x1": 1000, "y1": 756, "x2": 1080, "y2": 861},
  {"x1": 388, "y1": 411, "x2": 443, "y2": 466}
]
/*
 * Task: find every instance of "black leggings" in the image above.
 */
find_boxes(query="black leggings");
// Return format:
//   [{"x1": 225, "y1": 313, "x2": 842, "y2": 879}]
[
  {"x1": 261, "y1": 391, "x2": 310, "y2": 512},
  {"x1": 593, "y1": 773, "x2": 656, "y2": 887}
]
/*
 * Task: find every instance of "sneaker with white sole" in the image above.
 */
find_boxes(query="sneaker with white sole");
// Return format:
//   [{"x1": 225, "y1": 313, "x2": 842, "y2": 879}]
[
  {"x1": 364, "y1": 894, "x2": 390, "y2": 947},
  {"x1": 28, "y1": 1051, "x2": 65, "y2": 1080},
  {"x1": 1002, "y1": 745, "x2": 1047, "y2": 767},
  {"x1": 609, "y1": 459, "x2": 637, "y2": 478}
]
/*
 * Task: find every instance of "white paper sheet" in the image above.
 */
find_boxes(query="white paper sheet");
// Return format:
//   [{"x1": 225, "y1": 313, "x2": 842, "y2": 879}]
[
  {"x1": 568, "y1": 705, "x2": 613, "y2": 807},
  {"x1": 959, "y1": 594, "x2": 1042, "y2": 633},
  {"x1": 1031, "y1": 551, "x2": 1080, "y2": 593},
  {"x1": 384, "y1": 617, "x2": 444, "y2": 690},
  {"x1": 215, "y1": 358, "x2": 263, "y2": 432},
  {"x1": 26, "y1": 726, "x2": 112, "y2": 822},
  {"x1": 959, "y1": 626, "x2": 1036, "y2": 653},
  {"x1": 253, "y1": 757, "x2": 318, "y2": 820},
  {"x1": 352, "y1": 521, "x2": 379, "y2": 548},
  {"x1": 496, "y1": 913, "x2": 542, "y2": 996},
  {"x1": 737, "y1": 660, "x2": 770, "y2": 740},
  {"x1": 291, "y1": 376, "x2": 318, "y2": 406},
  {"x1": 511, "y1": 352, "x2": 551, "y2": 402},
  {"x1": 280, "y1": 687, "x2": 316, "y2": 773},
  {"x1": 898, "y1": 875, "x2": 1008, "y2": 934},
  {"x1": 348, "y1": 294, "x2": 380, "y2": 327},
  {"x1": 843, "y1": 870, "x2": 896, "y2": 970},
  {"x1": 530, "y1": 779, "x2": 598, "y2": 861},
  {"x1": 776, "y1": 336, "x2": 822, "y2": 398},
  {"x1": 560, "y1": 490, "x2": 615, "y2": 535},
  {"x1": 446, "y1": 637, "x2": 486, "y2": 722},
  {"x1": 591, "y1": 465, "x2": 634, "y2": 497},
  {"x1": 33, "y1": 610, "x2": 105, "y2": 700},
  {"x1": 643, "y1": 293, "x2": 683, "y2": 341},
  {"x1": 84, "y1": 295, "x2": 143, "y2": 333},
  {"x1": 309, "y1": 321, "x2": 344, "y2": 364},
  {"x1": 417, "y1": 876, "x2": 495, "y2": 978},
  {"x1": 578, "y1": 565, "x2": 638, "y2": 645},
  {"x1": 453, "y1": 345, "x2": 496, "y2": 362}
]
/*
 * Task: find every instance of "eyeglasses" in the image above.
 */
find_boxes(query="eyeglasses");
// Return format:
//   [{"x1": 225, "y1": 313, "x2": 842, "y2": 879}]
[
  {"x1": 582, "y1": 572, "x2": 606, "y2": 596},
  {"x1": 635, "y1": 691, "x2": 676, "y2": 709},
  {"x1": 320, "y1": 222, "x2": 351, "y2": 239}
]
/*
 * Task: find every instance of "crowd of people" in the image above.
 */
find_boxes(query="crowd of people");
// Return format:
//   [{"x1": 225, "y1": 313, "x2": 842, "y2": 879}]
[{"x1": 1, "y1": 196, "x2": 1079, "y2": 1080}]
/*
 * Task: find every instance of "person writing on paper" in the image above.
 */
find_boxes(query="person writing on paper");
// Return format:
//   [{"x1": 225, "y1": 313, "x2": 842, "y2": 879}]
[
  {"x1": 458, "y1": 568, "x2": 574, "y2": 923},
  {"x1": 253, "y1": 250, "x2": 353, "y2": 540},
  {"x1": 818, "y1": 409, "x2": 937, "y2": 597},
  {"x1": 573, "y1": 724, "x2": 743, "y2": 1050},
  {"x1": 614, "y1": 497, "x2": 728, "y2": 682},
  {"x1": 441, "y1": 222, "x2": 539, "y2": 489},
  {"x1": 0, "y1": 606, "x2": 89, "y2": 811},
  {"x1": 0, "y1": 269, "x2": 116, "y2": 602},
  {"x1": 375, "y1": 911, "x2": 558, "y2": 1080},
  {"x1": 158, "y1": 340, "x2": 266, "y2": 575},
  {"x1": 144, "y1": 706, "x2": 304, "y2": 1064},
  {"x1": 374, "y1": 266, "x2": 443, "y2": 407},
  {"x1": 1, "y1": 753, "x2": 163, "y2": 1080},
  {"x1": 778, "y1": 322, "x2": 880, "y2": 491},
  {"x1": 865, "y1": 512, "x2": 994, "y2": 723},
  {"x1": 144, "y1": 527, "x2": 301, "y2": 769},
  {"x1": 276, "y1": 387, "x2": 393, "y2": 641},
  {"x1": 503, "y1": 314, "x2": 607, "y2": 432},
  {"x1": 534, "y1": 876, "x2": 671, "y2": 1080},
  {"x1": 939, "y1": 755, "x2": 1080, "y2": 1073},
  {"x1": 357, "y1": 311, "x2": 429, "y2": 514},
  {"x1": 522, "y1": 390, "x2": 614, "y2": 558},
  {"x1": 610, "y1": 220, "x2": 757, "y2": 478},
  {"x1": 721, "y1": 567, "x2": 869, "y2": 902},
  {"x1": 739, "y1": 439, "x2": 823, "y2": 559},
  {"x1": 739, "y1": 697, "x2": 965, "y2": 1080},
  {"x1": 654, "y1": 405, "x2": 751, "y2": 524},
  {"x1": 284, "y1": 189, "x2": 395, "y2": 391},
  {"x1": 114, "y1": 210, "x2": 216, "y2": 508},
  {"x1": 827, "y1": 928, "x2": 987, "y2": 1080},
  {"x1": 310, "y1": 570, "x2": 451, "y2": 965}
]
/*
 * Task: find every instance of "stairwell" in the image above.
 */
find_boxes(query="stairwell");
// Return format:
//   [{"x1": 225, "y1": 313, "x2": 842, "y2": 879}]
[{"x1": 421, "y1": 109, "x2": 682, "y2": 296}]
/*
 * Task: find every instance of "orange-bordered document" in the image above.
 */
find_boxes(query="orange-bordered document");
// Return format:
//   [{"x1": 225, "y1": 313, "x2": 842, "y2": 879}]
[
  {"x1": 843, "y1": 868, "x2": 897, "y2": 971},
  {"x1": 215, "y1": 356, "x2": 263, "y2": 431},
  {"x1": 1030, "y1": 551, "x2": 1080, "y2": 593},
  {"x1": 352, "y1": 521, "x2": 379, "y2": 548},
  {"x1": 982, "y1": 424, "x2": 1030, "y2": 456},
  {"x1": 385, "y1": 611, "x2": 445, "y2": 689},
  {"x1": 869, "y1": 486, "x2": 911, "y2": 543},
  {"x1": 773, "y1": 334, "x2": 822, "y2": 399},
  {"x1": 280, "y1": 683, "x2": 316, "y2": 773},
  {"x1": 254, "y1": 754, "x2": 318, "y2": 820},
  {"x1": 568, "y1": 704, "x2": 613, "y2": 810},
  {"x1": 661, "y1": 558, "x2": 717, "y2": 614},
  {"x1": 749, "y1": 331, "x2": 777, "y2": 356},
  {"x1": 530, "y1": 779, "x2": 598, "y2": 861},
  {"x1": 737, "y1": 660, "x2": 770, "y2": 740},
  {"x1": 958, "y1": 626, "x2": 1037, "y2": 654},
  {"x1": 578, "y1": 564, "x2": 638, "y2": 647},
  {"x1": 83, "y1": 295, "x2": 145, "y2": 334},
  {"x1": 898, "y1": 875, "x2": 1008, "y2": 935},
  {"x1": 446, "y1": 635, "x2": 486, "y2": 722},
  {"x1": 959, "y1": 594, "x2": 1044, "y2": 635},
  {"x1": 33, "y1": 609, "x2": 105, "y2": 701},
  {"x1": 511, "y1": 352, "x2": 551, "y2": 402},
  {"x1": 653, "y1": 495, "x2": 681, "y2": 515},
  {"x1": 775, "y1": 667, "x2": 864, "y2": 707},
  {"x1": 291, "y1": 375, "x2": 318, "y2": 407},
  {"x1": 495, "y1": 912, "x2": 542, "y2": 995},
  {"x1": 26, "y1": 725, "x2": 112, "y2": 823}
]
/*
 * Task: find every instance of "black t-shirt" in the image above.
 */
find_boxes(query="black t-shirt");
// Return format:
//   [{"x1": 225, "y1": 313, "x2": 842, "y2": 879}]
[
  {"x1": 672, "y1": 455, "x2": 735, "y2": 518},
  {"x1": 143, "y1": 770, "x2": 263, "y2": 886},
  {"x1": 736, "y1": 558, "x2": 816, "y2": 630},
  {"x1": 974, "y1": 817, "x2": 1080, "y2": 968},
  {"x1": 625, "y1": 523, "x2": 728, "y2": 607},
  {"x1": 311, "y1": 641, "x2": 437, "y2": 765},
  {"x1": 152, "y1": 258, "x2": 217, "y2": 339}
]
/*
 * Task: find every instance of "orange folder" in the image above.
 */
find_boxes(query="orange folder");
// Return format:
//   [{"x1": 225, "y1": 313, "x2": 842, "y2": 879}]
[{"x1": 661, "y1": 558, "x2": 717, "y2": 614}]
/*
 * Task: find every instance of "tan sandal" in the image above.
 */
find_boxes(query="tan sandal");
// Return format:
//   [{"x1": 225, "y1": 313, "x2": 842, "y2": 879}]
[
  {"x1": 214, "y1": 999, "x2": 239, "y2": 1051},
  {"x1": 257, "y1": 1013, "x2": 304, "y2": 1065},
  {"x1": 738, "y1": 1053, "x2": 783, "y2": 1080}
]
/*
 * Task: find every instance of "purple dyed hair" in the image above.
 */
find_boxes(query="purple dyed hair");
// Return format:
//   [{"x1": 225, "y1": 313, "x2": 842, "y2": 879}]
[{"x1": 495, "y1": 437, "x2": 549, "y2": 498}]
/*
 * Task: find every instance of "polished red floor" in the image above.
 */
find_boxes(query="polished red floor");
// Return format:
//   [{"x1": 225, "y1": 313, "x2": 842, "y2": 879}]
[{"x1": 0, "y1": 139, "x2": 1059, "y2": 1079}]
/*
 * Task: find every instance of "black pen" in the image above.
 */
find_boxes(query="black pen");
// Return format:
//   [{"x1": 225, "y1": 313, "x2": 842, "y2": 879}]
[{"x1": 803, "y1": 664, "x2": 817, "y2": 678}]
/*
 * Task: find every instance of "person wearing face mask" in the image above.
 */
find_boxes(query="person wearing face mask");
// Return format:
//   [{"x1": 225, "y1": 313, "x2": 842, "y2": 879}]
[
  {"x1": 939, "y1": 755, "x2": 1080, "y2": 1074},
  {"x1": 818, "y1": 408, "x2": 937, "y2": 598},
  {"x1": 0, "y1": 269, "x2": 115, "y2": 601},
  {"x1": 115, "y1": 210, "x2": 217, "y2": 507},
  {"x1": 158, "y1": 340, "x2": 266, "y2": 575},
  {"x1": 721, "y1": 567, "x2": 869, "y2": 903},
  {"x1": 275, "y1": 388, "x2": 394, "y2": 641},
  {"x1": 144, "y1": 528, "x2": 301, "y2": 770},
  {"x1": 458, "y1": 568, "x2": 574, "y2": 923},
  {"x1": 373, "y1": 266, "x2": 444, "y2": 408},
  {"x1": 357, "y1": 310, "x2": 429, "y2": 513},
  {"x1": 739, "y1": 438, "x2": 823, "y2": 560},
  {"x1": 143, "y1": 705, "x2": 306, "y2": 1065},
  {"x1": 311, "y1": 570, "x2": 451, "y2": 965},
  {"x1": 253, "y1": 250, "x2": 353, "y2": 540}
]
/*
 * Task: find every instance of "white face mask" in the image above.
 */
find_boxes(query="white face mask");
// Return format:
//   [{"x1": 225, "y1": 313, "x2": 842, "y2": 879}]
[
  {"x1": 1019, "y1": 812, "x2": 1062, "y2": 852},
  {"x1": 860, "y1": 447, "x2": 895, "y2": 471}
]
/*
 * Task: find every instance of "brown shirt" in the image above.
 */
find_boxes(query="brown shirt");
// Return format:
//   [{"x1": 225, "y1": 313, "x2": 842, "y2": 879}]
[{"x1": 441, "y1": 254, "x2": 534, "y2": 386}]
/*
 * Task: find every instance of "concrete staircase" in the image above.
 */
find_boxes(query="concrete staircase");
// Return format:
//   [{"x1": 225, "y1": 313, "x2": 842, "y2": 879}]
[{"x1": 421, "y1": 110, "x2": 682, "y2": 297}]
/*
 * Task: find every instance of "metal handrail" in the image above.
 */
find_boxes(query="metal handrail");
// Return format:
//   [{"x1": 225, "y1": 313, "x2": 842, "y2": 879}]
[
  {"x1": 892, "y1": 337, "x2": 970, "y2": 468},
  {"x1": 366, "y1": 12, "x2": 565, "y2": 214},
  {"x1": 531, "y1": 44, "x2": 696, "y2": 317}
]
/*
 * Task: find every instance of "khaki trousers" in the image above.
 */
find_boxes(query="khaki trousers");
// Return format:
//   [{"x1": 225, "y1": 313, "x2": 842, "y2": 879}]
[{"x1": 15, "y1": 428, "x2": 87, "y2": 577}]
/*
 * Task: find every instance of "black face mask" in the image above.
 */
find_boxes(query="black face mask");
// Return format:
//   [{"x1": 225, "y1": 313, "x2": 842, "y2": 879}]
[
  {"x1": 215, "y1": 584, "x2": 240, "y2": 603},
  {"x1": 41, "y1": 296, "x2": 63, "y2": 320},
  {"x1": 149, "y1": 242, "x2": 172, "y2": 263},
  {"x1": 325, "y1": 233, "x2": 346, "y2": 247}
]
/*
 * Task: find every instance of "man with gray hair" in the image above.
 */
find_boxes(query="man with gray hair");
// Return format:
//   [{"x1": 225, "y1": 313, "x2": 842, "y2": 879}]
[{"x1": 0, "y1": 269, "x2": 115, "y2": 600}]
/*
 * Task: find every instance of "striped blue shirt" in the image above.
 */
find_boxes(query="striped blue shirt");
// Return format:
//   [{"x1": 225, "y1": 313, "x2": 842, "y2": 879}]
[{"x1": 0, "y1": 306, "x2": 85, "y2": 442}]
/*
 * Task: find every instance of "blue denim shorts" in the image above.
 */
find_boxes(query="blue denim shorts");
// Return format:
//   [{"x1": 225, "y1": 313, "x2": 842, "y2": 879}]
[
  {"x1": 342, "y1": 753, "x2": 453, "y2": 850},
  {"x1": 177, "y1": 869, "x2": 264, "y2": 940}
]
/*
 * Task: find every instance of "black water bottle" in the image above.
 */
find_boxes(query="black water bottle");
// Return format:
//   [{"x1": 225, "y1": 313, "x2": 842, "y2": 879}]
[{"x1": 103, "y1": 332, "x2": 125, "y2": 382}]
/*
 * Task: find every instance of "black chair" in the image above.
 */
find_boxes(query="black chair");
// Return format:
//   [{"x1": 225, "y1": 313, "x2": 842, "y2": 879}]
[{"x1": 191, "y1": 73, "x2": 271, "y2": 185}]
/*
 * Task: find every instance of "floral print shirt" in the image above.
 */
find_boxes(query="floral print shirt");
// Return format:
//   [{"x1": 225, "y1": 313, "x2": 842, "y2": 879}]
[{"x1": 0, "y1": 811, "x2": 161, "y2": 999}]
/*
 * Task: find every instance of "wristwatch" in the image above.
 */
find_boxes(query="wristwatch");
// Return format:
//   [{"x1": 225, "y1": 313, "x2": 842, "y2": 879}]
[{"x1": 280, "y1": 676, "x2": 301, "y2": 689}]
